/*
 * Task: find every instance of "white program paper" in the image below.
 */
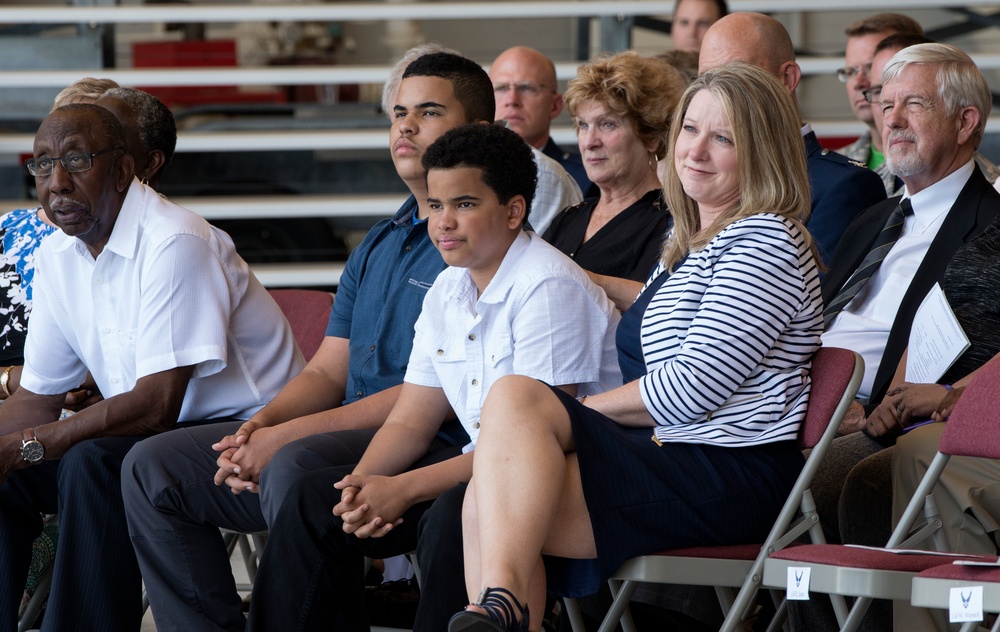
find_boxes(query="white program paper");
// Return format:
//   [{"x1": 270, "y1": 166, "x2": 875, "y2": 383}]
[{"x1": 906, "y1": 283, "x2": 970, "y2": 384}]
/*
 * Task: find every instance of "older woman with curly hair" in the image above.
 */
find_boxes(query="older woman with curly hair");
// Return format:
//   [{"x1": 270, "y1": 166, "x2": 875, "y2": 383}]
[
  {"x1": 449, "y1": 62, "x2": 823, "y2": 632},
  {"x1": 542, "y1": 52, "x2": 684, "y2": 281}
]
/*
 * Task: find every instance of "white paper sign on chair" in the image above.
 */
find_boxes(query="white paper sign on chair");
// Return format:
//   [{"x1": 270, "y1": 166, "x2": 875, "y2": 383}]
[
  {"x1": 949, "y1": 585, "x2": 983, "y2": 623},
  {"x1": 786, "y1": 566, "x2": 811, "y2": 600}
]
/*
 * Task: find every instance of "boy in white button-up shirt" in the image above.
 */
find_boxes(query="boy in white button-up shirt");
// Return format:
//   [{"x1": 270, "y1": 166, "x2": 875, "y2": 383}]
[{"x1": 244, "y1": 123, "x2": 621, "y2": 631}]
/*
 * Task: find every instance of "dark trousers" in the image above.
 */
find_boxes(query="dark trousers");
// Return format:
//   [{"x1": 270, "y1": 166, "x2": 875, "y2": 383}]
[
  {"x1": 414, "y1": 482, "x2": 469, "y2": 631},
  {"x1": 246, "y1": 441, "x2": 463, "y2": 632},
  {"x1": 0, "y1": 436, "x2": 145, "y2": 632},
  {"x1": 123, "y1": 424, "x2": 381, "y2": 632}
]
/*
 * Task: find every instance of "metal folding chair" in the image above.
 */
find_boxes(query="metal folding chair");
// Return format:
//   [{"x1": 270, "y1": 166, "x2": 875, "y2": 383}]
[
  {"x1": 574, "y1": 347, "x2": 863, "y2": 632},
  {"x1": 762, "y1": 353, "x2": 1000, "y2": 632}
]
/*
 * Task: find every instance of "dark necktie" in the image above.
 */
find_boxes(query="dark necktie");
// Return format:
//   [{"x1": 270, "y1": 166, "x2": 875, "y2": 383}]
[{"x1": 823, "y1": 198, "x2": 913, "y2": 328}]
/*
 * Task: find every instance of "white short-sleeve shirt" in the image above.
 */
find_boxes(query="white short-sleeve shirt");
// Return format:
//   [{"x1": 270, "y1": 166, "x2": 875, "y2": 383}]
[
  {"x1": 404, "y1": 231, "x2": 621, "y2": 452},
  {"x1": 529, "y1": 147, "x2": 584, "y2": 236},
  {"x1": 21, "y1": 179, "x2": 305, "y2": 422}
]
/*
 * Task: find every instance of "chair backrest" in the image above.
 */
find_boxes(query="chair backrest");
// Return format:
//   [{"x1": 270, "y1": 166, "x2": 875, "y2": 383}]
[
  {"x1": 269, "y1": 289, "x2": 333, "y2": 362},
  {"x1": 798, "y1": 346, "x2": 865, "y2": 450},
  {"x1": 938, "y1": 354, "x2": 1000, "y2": 460}
]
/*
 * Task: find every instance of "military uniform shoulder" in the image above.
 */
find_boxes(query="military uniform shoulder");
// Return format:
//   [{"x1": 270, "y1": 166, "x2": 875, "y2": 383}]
[{"x1": 811, "y1": 145, "x2": 869, "y2": 170}]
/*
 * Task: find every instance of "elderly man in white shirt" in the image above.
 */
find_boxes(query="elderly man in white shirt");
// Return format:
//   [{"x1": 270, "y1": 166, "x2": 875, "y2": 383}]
[
  {"x1": 794, "y1": 43, "x2": 1000, "y2": 632},
  {"x1": 0, "y1": 103, "x2": 303, "y2": 632}
]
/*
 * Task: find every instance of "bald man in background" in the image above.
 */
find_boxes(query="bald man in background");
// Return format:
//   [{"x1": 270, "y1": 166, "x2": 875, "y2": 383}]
[
  {"x1": 699, "y1": 12, "x2": 887, "y2": 264},
  {"x1": 490, "y1": 46, "x2": 592, "y2": 197}
]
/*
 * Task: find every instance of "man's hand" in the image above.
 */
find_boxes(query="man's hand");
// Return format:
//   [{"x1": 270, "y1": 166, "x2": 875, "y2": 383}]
[
  {"x1": 837, "y1": 401, "x2": 867, "y2": 436},
  {"x1": 63, "y1": 387, "x2": 103, "y2": 411},
  {"x1": 932, "y1": 386, "x2": 966, "y2": 422},
  {"x1": 883, "y1": 383, "x2": 951, "y2": 424},
  {"x1": 863, "y1": 398, "x2": 904, "y2": 438},
  {"x1": 863, "y1": 383, "x2": 951, "y2": 438},
  {"x1": 332, "y1": 474, "x2": 411, "y2": 539},
  {"x1": 213, "y1": 420, "x2": 262, "y2": 493},
  {"x1": 224, "y1": 425, "x2": 287, "y2": 490}
]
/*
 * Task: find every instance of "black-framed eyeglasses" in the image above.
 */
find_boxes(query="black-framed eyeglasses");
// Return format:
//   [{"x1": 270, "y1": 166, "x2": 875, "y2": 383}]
[
  {"x1": 836, "y1": 64, "x2": 872, "y2": 83},
  {"x1": 492, "y1": 82, "x2": 553, "y2": 98},
  {"x1": 862, "y1": 86, "x2": 882, "y2": 104},
  {"x1": 26, "y1": 146, "x2": 123, "y2": 177}
]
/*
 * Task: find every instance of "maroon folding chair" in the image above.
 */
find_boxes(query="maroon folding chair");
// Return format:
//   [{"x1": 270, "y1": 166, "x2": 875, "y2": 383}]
[
  {"x1": 762, "y1": 354, "x2": 1000, "y2": 631},
  {"x1": 572, "y1": 347, "x2": 863, "y2": 632}
]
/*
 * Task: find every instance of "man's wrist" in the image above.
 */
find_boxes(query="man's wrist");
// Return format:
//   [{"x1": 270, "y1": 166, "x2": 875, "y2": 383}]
[{"x1": 0, "y1": 366, "x2": 14, "y2": 398}]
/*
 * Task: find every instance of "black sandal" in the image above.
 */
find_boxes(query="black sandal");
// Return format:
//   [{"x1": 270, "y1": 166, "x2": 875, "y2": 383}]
[{"x1": 448, "y1": 587, "x2": 530, "y2": 632}]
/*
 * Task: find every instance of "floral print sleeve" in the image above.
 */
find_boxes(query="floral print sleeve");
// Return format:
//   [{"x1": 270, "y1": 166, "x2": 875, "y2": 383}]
[{"x1": 0, "y1": 208, "x2": 57, "y2": 363}]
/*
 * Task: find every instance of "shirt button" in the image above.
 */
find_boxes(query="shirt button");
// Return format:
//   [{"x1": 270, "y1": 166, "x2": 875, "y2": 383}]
[
  {"x1": 96, "y1": 277, "x2": 103, "y2": 285},
  {"x1": 102, "y1": 327, "x2": 111, "y2": 334},
  {"x1": 437, "y1": 349, "x2": 444, "y2": 356},
  {"x1": 356, "y1": 390, "x2": 363, "y2": 397},
  {"x1": 468, "y1": 334, "x2": 476, "y2": 341},
  {"x1": 473, "y1": 422, "x2": 480, "y2": 429},
  {"x1": 405, "y1": 245, "x2": 412, "y2": 252},
  {"x1": 471, "y1": 379, "x2": 478, "y2": 386},
  {"x1": 369, "y1": 345, "x2": 375, "y2": 351},
  {"x1": 111, "y1": 377, "x2": 118, "y2": 384}
]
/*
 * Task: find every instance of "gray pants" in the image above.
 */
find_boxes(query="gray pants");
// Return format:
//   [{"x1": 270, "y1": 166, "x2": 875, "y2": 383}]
[{"x1": 121, "y1": 421, "x2": 378, "y2": 632}]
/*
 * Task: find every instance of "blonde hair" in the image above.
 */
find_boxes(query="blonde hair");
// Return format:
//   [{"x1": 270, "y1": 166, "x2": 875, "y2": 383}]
[
  {"x1": 52, "y1": 77, "x2": 120, "y2": 110},
  {"x1": 565, "y1": 52, "x2": 685, "y2": 160},
  {"x1": 662, "y1": 62, "x2": 812, "y2": 270}
]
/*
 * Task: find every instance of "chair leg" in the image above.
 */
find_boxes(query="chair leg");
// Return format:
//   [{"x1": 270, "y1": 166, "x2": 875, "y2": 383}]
[
  {"x1": 237, "y1": 534, "x2": 257, "y2": 582},
  {"x1": 406, "y1": 551, "x2": 421, "y2": 587},
  {"x1": 840, "y1": 596, "x2": 872, "y2": 632},
  {"x1": 562, "y1": 598, "x2": 586, "y2": 632},
  {"x1": 597, "y1": 579, "x2": 638, "y2": 632},
  {"x1": 764, "y1": 591, "x2": 788, "y2": 632}
]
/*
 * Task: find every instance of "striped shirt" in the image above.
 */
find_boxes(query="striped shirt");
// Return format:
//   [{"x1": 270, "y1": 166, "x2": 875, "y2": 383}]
[{"x1": 639, "y1": 214, "x2": 823, "y2": 446}]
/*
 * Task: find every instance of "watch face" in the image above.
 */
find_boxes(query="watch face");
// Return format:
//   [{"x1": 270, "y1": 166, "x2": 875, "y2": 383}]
[{"x1": 22, "y1": 440, "x2": 44, "y2": 463}]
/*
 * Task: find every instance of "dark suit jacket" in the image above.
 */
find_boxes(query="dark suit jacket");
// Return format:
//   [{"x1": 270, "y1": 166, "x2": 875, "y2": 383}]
[
  {"x1": 804, "y1": 131, "x2": 887, "y2": 265},
  {"x1": 822, "y1": 165, "x2": 1000, "y2": 410}
]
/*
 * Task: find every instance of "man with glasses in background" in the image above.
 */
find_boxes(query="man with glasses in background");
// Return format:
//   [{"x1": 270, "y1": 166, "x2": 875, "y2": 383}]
[
  {"x1": 490, "y1": 46, "x2": 592, "y2": 198},
  {"x1": 836, "y1": 13, "x2": 925, "y2": 193},
  {"x1": 0, "y1": 103, "x2": 302, "y2": 632}
]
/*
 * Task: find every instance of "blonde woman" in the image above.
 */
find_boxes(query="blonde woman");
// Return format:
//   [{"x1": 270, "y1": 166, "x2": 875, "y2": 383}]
[{"x1": 449, "y1": 63, "x2": 823, "y2": 632}]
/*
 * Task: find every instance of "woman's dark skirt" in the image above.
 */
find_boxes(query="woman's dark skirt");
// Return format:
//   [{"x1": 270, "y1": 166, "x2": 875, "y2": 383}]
[{"x1": 543, "y1": 385, "x2": 804, "y2": 597}]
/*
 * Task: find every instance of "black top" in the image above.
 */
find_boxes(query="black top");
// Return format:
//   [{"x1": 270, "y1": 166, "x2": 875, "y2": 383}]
[{"x1": 542, "y1": 189, "x2": 671, "y2": 282}]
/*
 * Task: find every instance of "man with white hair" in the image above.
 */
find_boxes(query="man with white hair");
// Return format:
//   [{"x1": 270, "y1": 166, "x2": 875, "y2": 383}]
[{"x1": 806, "y1": 42, "x2": 1000, "y2": 631}]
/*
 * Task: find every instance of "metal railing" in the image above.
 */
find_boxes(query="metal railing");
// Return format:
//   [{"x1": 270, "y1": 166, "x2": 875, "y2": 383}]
[{"x1": 2, "y1": 1, "x2": 998, "y2": 286}]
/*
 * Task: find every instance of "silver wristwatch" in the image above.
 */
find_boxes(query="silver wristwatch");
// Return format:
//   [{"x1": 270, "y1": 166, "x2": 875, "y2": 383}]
[{"x1": 20, "y1": 428, "x2": 44, "y2": 464}]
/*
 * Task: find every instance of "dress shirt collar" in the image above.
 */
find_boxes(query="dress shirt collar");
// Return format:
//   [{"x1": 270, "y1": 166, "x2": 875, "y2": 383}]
[
  {"x1": 901, "y1": 159, "x2": 975, "y2": 234},
  {"x1": 447, "y1": 230, "x2": 532, "y2": 308},
  {"x1": 800, "y1": 122, "x2": 813, "y2": 137},
  {"x1": 49, "y1": 177, "x2": 145, "y2": 258}
]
